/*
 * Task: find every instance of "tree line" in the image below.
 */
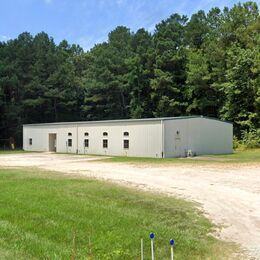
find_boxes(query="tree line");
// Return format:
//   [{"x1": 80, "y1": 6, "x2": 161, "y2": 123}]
[{"x1": 0, "y1": 1, "x2": 259, "y2": 147}]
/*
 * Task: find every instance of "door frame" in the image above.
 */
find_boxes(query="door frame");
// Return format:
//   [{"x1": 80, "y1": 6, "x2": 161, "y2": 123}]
[{"x1": 48, "y1": 133, "x2": 57, "y2": 152}]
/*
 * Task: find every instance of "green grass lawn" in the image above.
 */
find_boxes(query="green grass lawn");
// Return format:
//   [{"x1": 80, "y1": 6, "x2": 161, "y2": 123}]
[
  {"x1": 101, "y1": 149, "x2": 260, "y2": 165},
  {"x1": 0, "y1": 168, "x2": 235, "y2": 259},
  {"x1": 0, "y1": 149, "x2": 29, "y2": 154},
  {"x1": 210, "y1": 148, "x2": 260, "y2": 162},
  {"x1": 1, "y1": 149, "x2": 259, "y2": 165}
]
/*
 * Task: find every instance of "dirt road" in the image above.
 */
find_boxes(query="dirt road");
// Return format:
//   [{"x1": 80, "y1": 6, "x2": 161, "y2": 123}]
[{"x1": 1, "y1": 152, "x2": 260, "y2": 259}]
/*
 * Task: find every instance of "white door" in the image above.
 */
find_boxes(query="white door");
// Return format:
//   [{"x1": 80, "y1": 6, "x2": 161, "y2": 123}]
[{"x1": 174, "y1": 131, "x2": 182, "y2": 157}]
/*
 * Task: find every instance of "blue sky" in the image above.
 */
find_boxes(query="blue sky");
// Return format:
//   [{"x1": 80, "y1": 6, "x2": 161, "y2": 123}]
[{"x1": 0, "y1": 0, "x2": 256, "y2": 50}]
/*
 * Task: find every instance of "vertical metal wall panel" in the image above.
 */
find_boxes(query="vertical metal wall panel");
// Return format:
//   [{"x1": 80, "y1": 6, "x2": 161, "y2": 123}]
[
  {"x1": 77, "y1": 121, "x2": 162, "y2": 157},
  {"x1": 23, "y1": 125, "x2": 78, "y2": 153},
  {"x1": 23, "y1": 117, "x2": 232, "y2": 157},
  {"x1": 23, "y1": 120, "x2": 163, "y2": 158},
  {"x1": 163, "y1": 117, "x2": 233, "y2": 157},
  {"x1": 163, "y1": 119, "x2": 189, "y2": 157},
  {"x1": 192, "y1": 118, "x2": 233, "y2": 155}
]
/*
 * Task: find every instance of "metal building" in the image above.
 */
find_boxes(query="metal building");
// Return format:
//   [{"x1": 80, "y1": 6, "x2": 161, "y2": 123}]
[{"x1": 23, "y1": 116, "x2": 233, "y2": 158}]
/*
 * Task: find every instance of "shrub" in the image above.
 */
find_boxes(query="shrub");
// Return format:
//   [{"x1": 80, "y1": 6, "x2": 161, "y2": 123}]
[
  {"x1": 241, "y1": 128, "x2": 260, "y2": 148},
  {"x1": 234, "y1": 128, "x2": 260, "y2": 149},
  {"x1": 233, "y1": 136, "x2": 242, "y2": 149}
]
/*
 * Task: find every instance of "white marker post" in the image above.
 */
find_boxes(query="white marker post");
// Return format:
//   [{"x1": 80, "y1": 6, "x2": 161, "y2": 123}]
[
  {"x1": 141, "y1": 238, "x2": 144, "y2": 260},
  {"x1": 150, "y1": 233, "x2": 155, "y2": 260},
  {"x1": 170, "y1": 239, "x2": 174, "y2": 260}
]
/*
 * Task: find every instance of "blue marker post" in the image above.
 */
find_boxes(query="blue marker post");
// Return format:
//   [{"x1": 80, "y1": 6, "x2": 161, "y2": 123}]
[
  {"x1": 150, "y1": 233, "x2": 155, "y2": 260},
  {"x1": 170, "y1": 239, "x2": 175, "y2": 260}
]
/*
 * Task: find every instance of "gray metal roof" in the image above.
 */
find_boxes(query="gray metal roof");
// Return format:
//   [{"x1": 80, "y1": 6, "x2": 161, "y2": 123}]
[{"x1": 23, "y1": 116, "x2": 232, "y2": 127}]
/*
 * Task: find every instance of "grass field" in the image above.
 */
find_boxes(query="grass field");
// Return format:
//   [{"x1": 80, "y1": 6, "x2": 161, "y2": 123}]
[
  {"x1": 1, "y1": 149, "x2": 259, "y2": 164},
  {"x1": 101, "y1": 148, "x2": 260, "y2": 164},
  {"x1": 0, "y1": 149, "x2": 30, "y2": 154},
  {"x1": 0, "y1": 168, "x2": 235, "y2": 259}
]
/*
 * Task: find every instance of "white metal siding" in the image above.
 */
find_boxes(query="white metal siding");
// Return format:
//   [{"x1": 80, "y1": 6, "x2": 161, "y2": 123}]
[
  {"x1": 23, "y1": 117, "x2": 233, "y2": 158},
  {"x1": 163, "y1": 118, "x2": 233, "y2": 157},
  {"x1": 23, "y1": 121, "x2": 163, "y2": 158},
  {"x1": 23, "y1": 125, "x2": 78, "y2": 153},
  {"x1": 163, "y1": 119, "x2": 189, "y2": 157},
  {"x1": 77, "y1": 122, "x2": 162, "y2": 157},
  {"x1": 193, "y1": 118, "x2": 233, "y2": 155}
]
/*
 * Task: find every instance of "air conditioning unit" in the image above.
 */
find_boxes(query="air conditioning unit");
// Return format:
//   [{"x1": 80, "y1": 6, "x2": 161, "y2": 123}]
[{"x1": 187, "y1": 150, "x2": 196, "y2": 157}]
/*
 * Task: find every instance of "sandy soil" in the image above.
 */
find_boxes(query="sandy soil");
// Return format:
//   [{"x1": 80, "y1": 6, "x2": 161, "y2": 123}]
[{"x1": 0, "y1": 152, "x2": 260, "y2": 259}]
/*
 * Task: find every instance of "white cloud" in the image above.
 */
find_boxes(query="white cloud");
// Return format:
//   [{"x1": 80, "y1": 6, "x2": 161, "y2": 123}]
[
  {"x1": 147, "y1": 22, "x2": 157, "y2": 33},
  {"x1": 78, "y1": 35, "x2": 107, "y2": 51},
  {"x1": 0, "y1": 35, "x2": 10, "y2": 42}
]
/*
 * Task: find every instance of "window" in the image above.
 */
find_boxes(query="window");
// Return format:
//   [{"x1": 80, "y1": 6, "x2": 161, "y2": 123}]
[
  {"x1": 29, "y1": 138, "x2": 32, "y2": 145},
  {"x1": 123, "y1": 132, "x2": 129, "y2": 136},
  {"x1": 123, "y1": 139, "x2": 129, "y2": 149},
  {"x1": 68, "y1": 139, "x2": 72, "y2": 147},
  {"x1": 103, "y1": 132, "x2": 108, "y2": 136},
  {"x1": 84, "y1": 139, "x2": 89, "y2": 148},
  {"x1": 68, "y1": 132, "x2": 72, "y2": 136},
  {"x1": 103, "y1": 139, "x2": 108, "y2": 148},
  {"x1": 84, "y1": 132, "x2": 89, "y2": 136}
]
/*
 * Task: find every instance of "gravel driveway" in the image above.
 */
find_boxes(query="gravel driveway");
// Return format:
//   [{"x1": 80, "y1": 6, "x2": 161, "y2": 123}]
[{"x1": 1, "y1": 152, "x2": 259, "y2": 259}]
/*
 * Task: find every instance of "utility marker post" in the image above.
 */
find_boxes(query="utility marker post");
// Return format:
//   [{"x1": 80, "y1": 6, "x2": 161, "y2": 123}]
[
  {"x1": 170, "y1": 239, "x2": 174, "y2": 260},
  {"x1": 141, "y1": 238, "x2": 144, "y2": 260},
  {"x1": 150, "y1": 233, "x2": 155, "y2": 260}
]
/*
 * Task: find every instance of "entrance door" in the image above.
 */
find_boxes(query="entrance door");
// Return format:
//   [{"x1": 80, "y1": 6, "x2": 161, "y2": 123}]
[
  {"x1": 174, "y1": 131, "x2": 182, "y2": 157},
  {"x1": 49, "y1": 134, "x2": 57, "y2": 152}
]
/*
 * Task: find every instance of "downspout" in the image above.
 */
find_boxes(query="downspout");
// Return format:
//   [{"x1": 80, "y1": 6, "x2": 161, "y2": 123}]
[
  {"x1": 76, "y1": 123, "x2": 78, "y2": 154},
  {"x1": 161, "y1": 120, "x2": 164, "y2": 158}
]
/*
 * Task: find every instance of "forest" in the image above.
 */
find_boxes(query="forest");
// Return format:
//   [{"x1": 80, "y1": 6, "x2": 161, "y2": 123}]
[{"x1": 0, "y1": 1, "x2": 259, "y2": 147}]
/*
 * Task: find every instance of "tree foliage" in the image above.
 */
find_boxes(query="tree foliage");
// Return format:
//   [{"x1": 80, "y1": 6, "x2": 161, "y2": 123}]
[{"x1": 0, "y1": 2, "x2": 259, "y2": 146}]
